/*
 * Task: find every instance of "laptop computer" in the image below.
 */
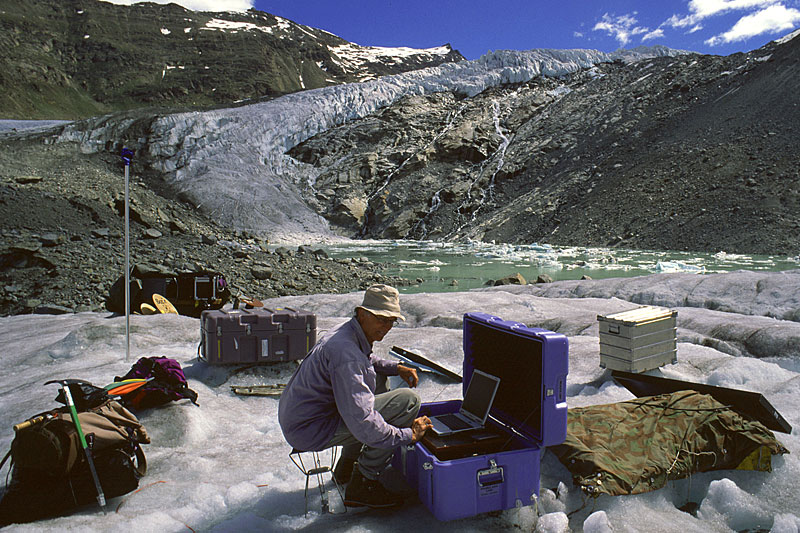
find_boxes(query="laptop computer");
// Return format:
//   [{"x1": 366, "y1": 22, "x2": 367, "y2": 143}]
[{"x1": 429, "y1": 369, "x2": 501, "y2": 436}]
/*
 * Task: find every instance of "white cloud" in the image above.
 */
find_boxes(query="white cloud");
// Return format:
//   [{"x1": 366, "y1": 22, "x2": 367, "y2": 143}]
[
  {"x1": 103, "y1": 0, "x2": 253, "y2": 12},
  {"x1": 666, "y1": 0, "x2": 782, "y2": 28},
  {"x1": 705, "y1": 4, "x2": 800, "y2": 44},
  {"x1": 642, "y1": 28, "x2": 665, "y2": 41},
  {"x1": 592, "y1": 13, "x2": 650, "y2": 45},
  {"x1": 691, "y1": 0, "x2": 782, "y2": 18}
]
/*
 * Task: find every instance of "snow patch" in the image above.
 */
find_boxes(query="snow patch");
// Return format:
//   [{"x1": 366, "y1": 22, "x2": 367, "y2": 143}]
[
  {"x1": 201, "y1": 18, "x2": 281, "y2": 34},
  {"x1": 328, "y1": 43, "x2": 452, "y2": 76},
  {"x1": 273, "y1": 16, "x2": 292, "y2": 32},
  {"x1": 776, "y1": 28, "x2": 800, "y2": 44}
]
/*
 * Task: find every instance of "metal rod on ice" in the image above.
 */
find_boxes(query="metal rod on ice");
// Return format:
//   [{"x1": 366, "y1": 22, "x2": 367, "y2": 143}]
[{"x1": 121, "y1": 148, "x2": 134, "y2": 363}]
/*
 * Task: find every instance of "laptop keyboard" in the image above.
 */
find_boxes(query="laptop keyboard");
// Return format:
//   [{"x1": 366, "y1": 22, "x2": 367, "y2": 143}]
[{"x1": 437, "y1": 413, "x2": 472, "y2": 430}]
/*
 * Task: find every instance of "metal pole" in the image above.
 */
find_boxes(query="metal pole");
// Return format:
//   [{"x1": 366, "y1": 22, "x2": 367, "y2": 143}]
[{"x1": 121, "y1": 148, "x2": 134, "y2": 363}]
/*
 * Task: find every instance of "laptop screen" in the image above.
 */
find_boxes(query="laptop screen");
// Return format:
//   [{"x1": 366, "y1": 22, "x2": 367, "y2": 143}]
[{"x1": 461, "y1": 369, "x2": 500, "y2": 422}]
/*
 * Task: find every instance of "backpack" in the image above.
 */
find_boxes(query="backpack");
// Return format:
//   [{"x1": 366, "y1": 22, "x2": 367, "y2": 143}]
[
  {"x1": 0, "y1": 385, "x2": 150, "y2": 526},
  {"x1": 114, "y1": 356, "x2": 199, "y2": 410}
]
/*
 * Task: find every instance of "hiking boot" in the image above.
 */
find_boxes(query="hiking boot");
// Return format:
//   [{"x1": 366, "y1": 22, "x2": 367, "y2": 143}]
[
  {"x1": 343, "y1": 468, "x2": 404, "y2": 509},
  {"x1": 333, "y1": 456, "x2": 356, "y2": 485}
]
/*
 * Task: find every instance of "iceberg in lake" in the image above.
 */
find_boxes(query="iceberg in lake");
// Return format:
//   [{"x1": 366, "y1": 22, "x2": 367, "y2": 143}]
[{"x1": 653, "y1": 260, "x2": 706, "y2": 274}]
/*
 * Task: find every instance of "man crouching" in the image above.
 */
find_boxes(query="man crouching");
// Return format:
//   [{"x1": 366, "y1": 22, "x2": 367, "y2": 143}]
[{"x1": 278, "y1": 284, "x2": 432, "y2": 508}]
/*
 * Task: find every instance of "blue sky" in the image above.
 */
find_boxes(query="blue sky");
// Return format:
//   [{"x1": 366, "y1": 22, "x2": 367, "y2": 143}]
[{"x1": 111, "y1": 1, "x2": 800, "y2": 59}]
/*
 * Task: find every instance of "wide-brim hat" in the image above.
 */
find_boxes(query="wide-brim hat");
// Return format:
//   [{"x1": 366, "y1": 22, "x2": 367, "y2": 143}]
[{"x1": 357, "y1": 284, "x2": 405, "y2": 321}]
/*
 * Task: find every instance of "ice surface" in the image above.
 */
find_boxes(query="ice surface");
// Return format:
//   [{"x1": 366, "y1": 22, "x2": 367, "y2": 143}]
[
  {"x1": 536, "y1": 512, "x2": 570, "y2": 532},
  {"x1": 522, "y1": 269, "x2": 800, "y2": 322},
  {"x1": 55, "y1": 47, "x2": 685, "y2": 241},
  {"x1": 1, "y1": 271, "x2": 798, "y2": 531},
  {"x1": 0, "y1": 120, "x2": 72, "y2": 134},
  {"x1": 584, "y1": 511, "x2": 613, "y2": 533}
]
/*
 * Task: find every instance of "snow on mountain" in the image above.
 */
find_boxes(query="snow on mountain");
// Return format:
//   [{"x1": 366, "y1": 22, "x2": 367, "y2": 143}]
[
  {"x1": 57, "y1": 46, "x2": 687, "y2": 243},
  {"x1": 328, "y1": 43, "x2": 456, "y2": 81},
  {"x1": 776, "y1": 28, "x2": 800, "y2": 45},
  {"x1": 195, "y1": 10, "x2": 460, "y2": 82}
]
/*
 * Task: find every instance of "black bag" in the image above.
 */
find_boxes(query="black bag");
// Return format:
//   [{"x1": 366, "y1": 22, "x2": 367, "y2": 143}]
[
  {"x1": 106, "y1": 264, "x2": 231, "y2": 317},
  {"x1": 0, "y1": 399, "x2": 149, "y2": 526},
  {"x1": 0, "y1": 441, "x2": 146, "y2": 524}
]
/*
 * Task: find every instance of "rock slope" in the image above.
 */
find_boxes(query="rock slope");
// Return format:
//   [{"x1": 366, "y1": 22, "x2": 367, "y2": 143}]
[
  {"x1": 0, "y1": 139, "x2": 410, "y2": 316},
  {"x1": 294, "y1": 35, "x2": 800, "y2": 255}
]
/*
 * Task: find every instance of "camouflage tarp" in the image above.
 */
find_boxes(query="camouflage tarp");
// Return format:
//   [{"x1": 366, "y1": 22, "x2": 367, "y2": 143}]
[{"x1": 551, "y1": 390, "x2": 788, "y2": 496}]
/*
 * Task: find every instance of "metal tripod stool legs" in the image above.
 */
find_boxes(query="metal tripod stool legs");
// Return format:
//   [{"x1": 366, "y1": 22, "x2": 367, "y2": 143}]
[{"x1": 289, "y1": 447, "x2": 346, "y2": 515}]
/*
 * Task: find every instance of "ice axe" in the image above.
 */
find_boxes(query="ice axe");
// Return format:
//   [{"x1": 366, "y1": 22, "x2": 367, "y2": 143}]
[{"x1": 45, "y1": 379, "x2": 107, "y2": 512}]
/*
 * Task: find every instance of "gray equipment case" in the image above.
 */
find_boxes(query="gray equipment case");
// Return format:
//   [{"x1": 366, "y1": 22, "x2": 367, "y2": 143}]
[
  {"x1": 200, "y1": 307, "x2": 316, "y2": 364},
  {"x1": 597, "y1": 306, "x2": 677, "y2": 373}
]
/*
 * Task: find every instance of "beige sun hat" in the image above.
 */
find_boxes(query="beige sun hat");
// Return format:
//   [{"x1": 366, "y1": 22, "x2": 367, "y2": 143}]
[{"x1": 357, "y1": 284, "x2": 405, "y2": 321}]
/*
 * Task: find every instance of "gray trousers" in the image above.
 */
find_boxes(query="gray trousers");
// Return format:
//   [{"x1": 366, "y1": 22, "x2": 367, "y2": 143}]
[{"x1": 326, "y1": 377, "x2": 420, "y2": 480}]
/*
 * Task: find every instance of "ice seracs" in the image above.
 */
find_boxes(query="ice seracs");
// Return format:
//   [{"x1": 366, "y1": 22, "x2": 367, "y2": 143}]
[{"x1": 58, "y1": 46, "x2": 688, "y2": 241}]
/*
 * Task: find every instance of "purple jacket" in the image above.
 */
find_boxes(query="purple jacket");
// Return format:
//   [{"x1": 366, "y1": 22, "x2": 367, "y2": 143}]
[{"x1": 278, "y1": 317, "x2": 413, "y2": 451}]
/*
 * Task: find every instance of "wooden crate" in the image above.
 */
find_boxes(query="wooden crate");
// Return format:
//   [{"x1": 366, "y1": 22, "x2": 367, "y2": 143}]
[{"x1": 598, "y1": 306, "x2": 677, "y2": 373}]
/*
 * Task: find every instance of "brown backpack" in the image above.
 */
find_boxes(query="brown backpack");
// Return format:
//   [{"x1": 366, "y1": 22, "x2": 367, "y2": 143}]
[{"x1": 0, "y1": 399, "x2": 150, "y2": 525}]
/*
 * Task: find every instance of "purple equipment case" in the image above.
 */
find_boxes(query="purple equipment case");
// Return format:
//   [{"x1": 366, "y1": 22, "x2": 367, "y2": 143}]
[
  {"x1": 200, "y1": 307, "x2": 316, "y2": 364},
  {"x1": 395, "y1": 312, "x2": 569, "y2": 521}
]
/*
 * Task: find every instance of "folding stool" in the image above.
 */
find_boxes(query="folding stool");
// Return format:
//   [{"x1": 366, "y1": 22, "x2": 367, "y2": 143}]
[{"x1": 289, "y1": 447, "x2": 346, "y2": 515}]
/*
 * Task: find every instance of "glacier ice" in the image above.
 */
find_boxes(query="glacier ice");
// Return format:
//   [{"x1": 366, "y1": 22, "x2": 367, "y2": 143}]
[{"x1": 57, "y1": 47, "x2": 687, "y2": 242}]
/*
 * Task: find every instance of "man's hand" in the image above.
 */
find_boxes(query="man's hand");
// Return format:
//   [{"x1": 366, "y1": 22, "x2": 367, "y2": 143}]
[
  {"x1": 397, "y1": 364, "x2": 419, "y2": 388},
  {"x1": 411, "y1": 416, "x2": 432, "y2": 442}
]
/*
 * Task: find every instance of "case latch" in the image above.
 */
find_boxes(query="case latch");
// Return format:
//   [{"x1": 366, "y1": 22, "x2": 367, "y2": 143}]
[
  {"x1": 422, "y1": 462, "x2": 433, "y2": 471},
  {"x1": 477, "y1": 459, "x2": 504, "y2": 487}
]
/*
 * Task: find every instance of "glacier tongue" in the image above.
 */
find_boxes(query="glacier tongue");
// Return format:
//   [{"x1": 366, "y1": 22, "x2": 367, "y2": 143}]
[{"x1": 57, "y1": 47, "x2": 684, "y2": 243}]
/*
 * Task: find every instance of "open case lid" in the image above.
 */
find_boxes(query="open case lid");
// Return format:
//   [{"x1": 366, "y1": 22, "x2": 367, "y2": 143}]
[
  {"x1": 612, "y1": 370, "x2": 792, "y2": 434},
  {"x1": 462, "y1": 312, "x2": 569, "y2": 447}
]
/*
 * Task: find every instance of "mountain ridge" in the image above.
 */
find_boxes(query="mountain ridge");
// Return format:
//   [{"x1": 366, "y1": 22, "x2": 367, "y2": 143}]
[{"x1": 0, "y1": 0, "x2": 464, "y2": 119}]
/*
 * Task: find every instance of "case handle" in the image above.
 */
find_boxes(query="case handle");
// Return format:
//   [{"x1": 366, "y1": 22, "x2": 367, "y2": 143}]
[{"x1": 477, "y1": 459, "x2": 504, "y2": 487}]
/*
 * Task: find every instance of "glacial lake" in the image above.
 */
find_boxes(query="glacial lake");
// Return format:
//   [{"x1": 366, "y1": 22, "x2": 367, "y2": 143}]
[{"x1": 320, "y1": 240, "x2": 800, "y2": 293}]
